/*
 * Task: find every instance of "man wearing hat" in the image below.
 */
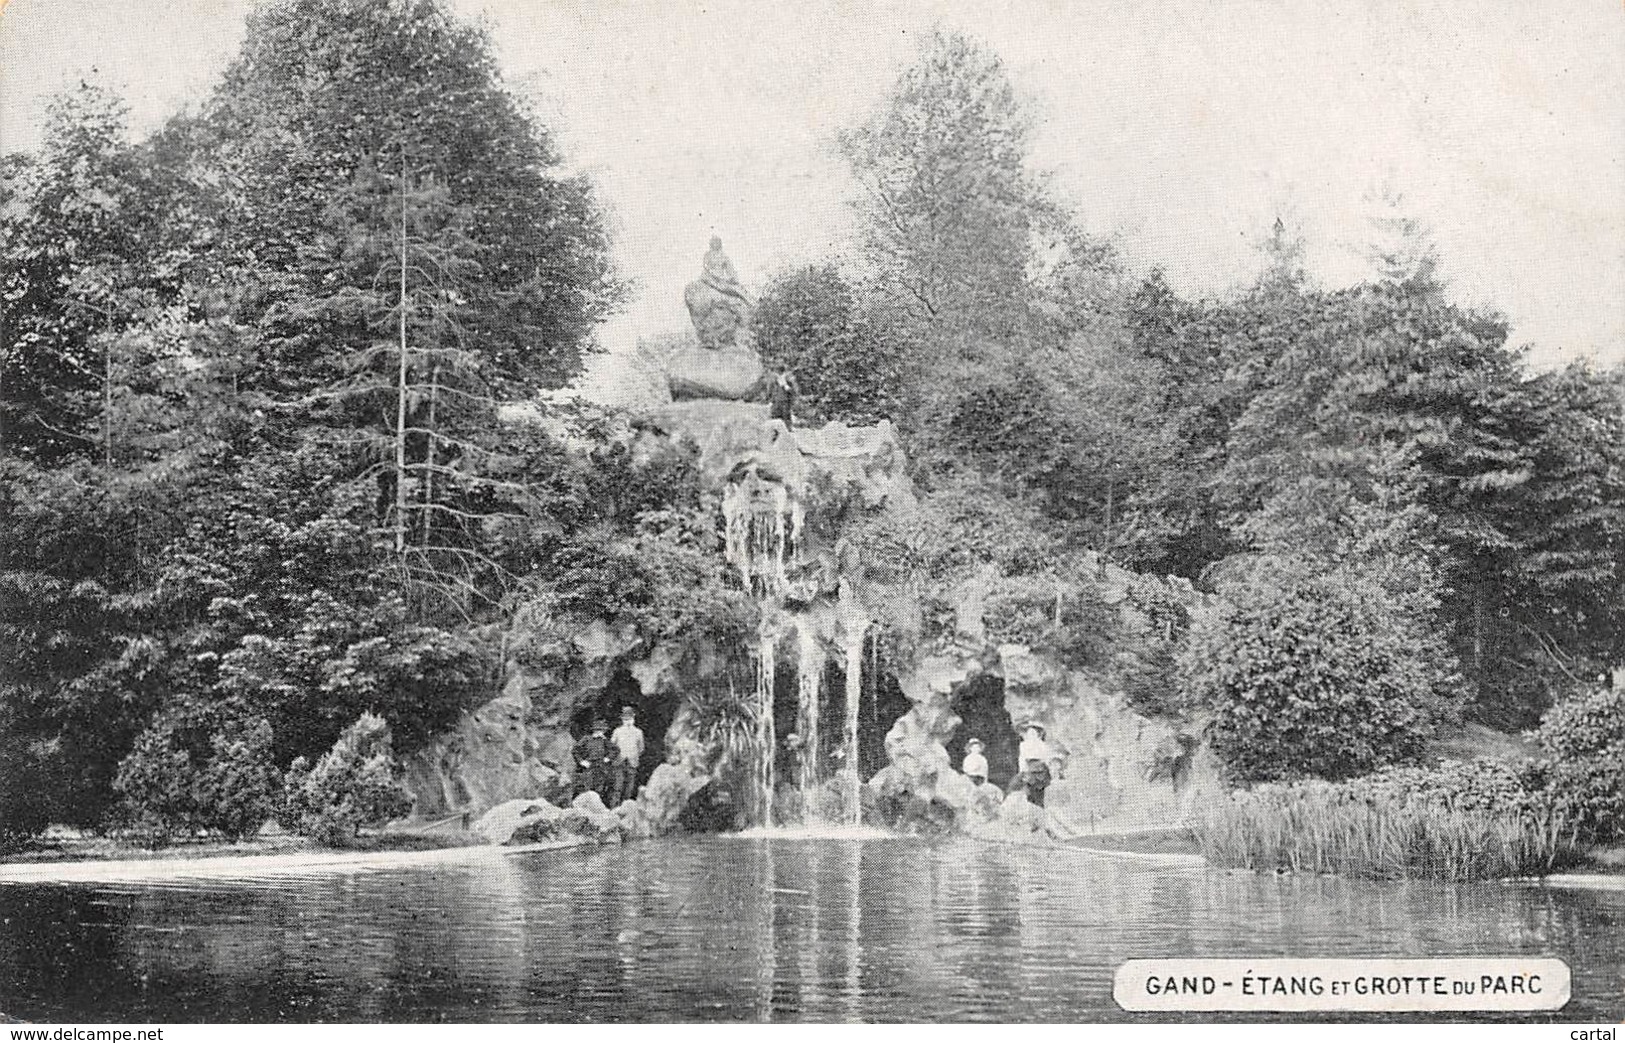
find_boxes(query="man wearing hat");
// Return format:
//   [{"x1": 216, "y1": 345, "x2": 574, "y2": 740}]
[
  {"x1": 1018, "y1": 722, "x2": 1053, "y2": 808},
  {"x1": 961, "y1": 738, "x2": 989, "y2": 787},
  {"x1": 574, "y1": 717, "x2": 613, "y2": 800},
  {"x1": 609, "y1": 706, "x2": 646, "y2": 807}
]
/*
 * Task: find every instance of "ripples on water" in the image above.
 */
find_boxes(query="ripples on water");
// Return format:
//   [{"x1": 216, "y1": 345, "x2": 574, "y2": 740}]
[{"x1": 0, "y1": 837, "x2": 1619, "y2": 1022}]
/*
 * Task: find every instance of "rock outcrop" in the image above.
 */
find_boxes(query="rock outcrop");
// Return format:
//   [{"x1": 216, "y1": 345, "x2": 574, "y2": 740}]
[
  {"x1": 408, "y1": 243, "x2": 1225, "y2": 843},
  {"x1": 401, "y1": 672, "x2": 571, "y2": 820},
  {"x1": 863, "y1": 563, "x2": 1224, "y2": 837}
]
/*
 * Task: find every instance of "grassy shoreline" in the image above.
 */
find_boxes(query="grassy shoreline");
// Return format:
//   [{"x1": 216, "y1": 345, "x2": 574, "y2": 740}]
[{"x1": 0, "y1": 829, "x2": 486, "y2": 866}]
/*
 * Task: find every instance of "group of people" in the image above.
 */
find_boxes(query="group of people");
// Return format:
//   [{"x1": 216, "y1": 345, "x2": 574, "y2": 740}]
[
  {"x1": 572, "y1": 706, "x2": 646, "y2": 807},
  {"x1": 961, "y1": 722, "x2": 1055, "y2": 807},
  {"x1": 574, "y1": 708, "x2": 1056, "y2": 814}
]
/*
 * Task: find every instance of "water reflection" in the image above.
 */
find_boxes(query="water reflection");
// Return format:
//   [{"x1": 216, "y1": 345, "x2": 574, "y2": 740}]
[{"x1": 0, "y1": 838, "x2": 1619, "y2": 1022}]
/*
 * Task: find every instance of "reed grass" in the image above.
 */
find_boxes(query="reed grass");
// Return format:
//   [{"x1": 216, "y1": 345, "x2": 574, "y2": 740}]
[{"x1": 1196, "y1": 780, "x2": 1584, "y2": 882}]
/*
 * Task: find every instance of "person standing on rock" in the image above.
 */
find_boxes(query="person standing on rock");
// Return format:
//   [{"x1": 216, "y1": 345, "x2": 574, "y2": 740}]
[
  {"x1": 1018, "y1": 723, "x2": 1053, "y2": 808},
  {"x1": 609, "y1": 706, "x2": 646, "y2": 807},
  {"x1": 574, "y1": 718, "x2": 613, "y2": 800},
  {"x1": 962, "y1": 738, "x2": 989, "y2": 787},
  {"x1": 768, "y1": 370, "x2": 798, "y2": 427}
]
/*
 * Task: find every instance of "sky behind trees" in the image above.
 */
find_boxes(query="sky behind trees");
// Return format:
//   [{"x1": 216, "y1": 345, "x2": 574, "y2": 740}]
[{"x1": 3, "y1": 0, "x2": 1621, "y2": 368}]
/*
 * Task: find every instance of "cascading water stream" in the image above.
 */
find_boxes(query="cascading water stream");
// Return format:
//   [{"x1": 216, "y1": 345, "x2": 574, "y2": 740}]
[
  {"x1": 722, "y1": 478, "x2": 800, "y2": 599},
  {"x1": 755, "y1": 632, "x2": 777, "y2": 828},
  {"x1": 795, "y1": 627, "x2": 823, "y2": 800},
  {"x1": 843, "y1": 631, "x2": 863, "y2": 826},
  {"x1": 836, "y1": 582, "x2": 870, "y2": 828},
  {"x1": 725, "y1": 462, "x2": 864, "y2": 831},
  {"x1": 725, "y1": 476, "x2": 796, "y2": 829}
]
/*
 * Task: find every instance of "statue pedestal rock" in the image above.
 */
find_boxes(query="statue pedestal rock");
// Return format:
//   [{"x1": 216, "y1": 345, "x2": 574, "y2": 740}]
[{"x1": 666, "y1": 237, "x2": 766, "y2": 400}]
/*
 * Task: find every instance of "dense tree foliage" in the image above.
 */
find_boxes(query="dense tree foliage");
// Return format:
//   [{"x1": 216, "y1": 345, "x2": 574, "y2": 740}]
[
  {"x1": 0, "y1": 0, "x2": 627, "y2": 846},
  {"x1": 757, "y1": 26, "x2": 1620, "y2": 761},
  {"x1": 1, "y1": 14, "x2": 1617, "y2": 843},
  {"x1": 181, "y1": 0, "x2": 623, "y2": 397}
]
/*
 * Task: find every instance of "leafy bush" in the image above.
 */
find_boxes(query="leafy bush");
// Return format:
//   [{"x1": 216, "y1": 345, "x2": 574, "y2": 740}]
[
  {"x1": 522, "y1": 508, "x2": 758, "y2": 654},
  {"x1": 1534, "y1": 686, "x2": 1625, "y2": 844},
  {"x1": 113, "y1": 703, "x2": 279, "y2": 842},
  {"x1": 981, "y1": 572, "x2": 1114, "y2": 669},
  {"x1": 847, "y1": 474, "x2": 1061, "y2": 588},
  {"x1": 1184, "y1": 563, "x2": 1462, "y2": 782},
  {"x1": 1113, "y1": 639, "x2": 1183, "y2": 717},
  {"x1": 1360, "y1": 758, "x2": 1546, "y2": 814},
  {"x1": 674, "y1": 673, "x2": 759, "y2": 780},
  {"x1": 753, "y1": 263, "x2": 905, "y2": 426},
  {"x1": 281, "y1": 712, "x2": 413, "y2": 846}
]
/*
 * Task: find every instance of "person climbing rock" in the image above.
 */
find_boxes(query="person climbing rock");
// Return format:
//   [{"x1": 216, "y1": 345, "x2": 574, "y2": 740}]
[
  {"x1": 961, "y1": 737, "x2": 989, "y2": 787},
  {"x1": 1017, "y1": 722, "x2": 1053, "y2": 808},
  {"x1": 609, "y1": 706, "x2": 646, "y2": 807},
  {"x1": 574, "y1": 718, "x2": 613, "y2": 799}
]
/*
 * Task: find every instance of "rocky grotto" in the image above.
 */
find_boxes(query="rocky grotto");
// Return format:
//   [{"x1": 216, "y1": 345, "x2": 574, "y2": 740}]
[{"x1": 402, "y1": 240, "x2": 1225, "y2": 847}]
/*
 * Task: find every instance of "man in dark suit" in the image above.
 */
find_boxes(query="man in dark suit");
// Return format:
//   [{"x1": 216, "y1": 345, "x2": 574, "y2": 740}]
[{"x1": 573, "y1": 718, "x2": 613, "y2": 799}]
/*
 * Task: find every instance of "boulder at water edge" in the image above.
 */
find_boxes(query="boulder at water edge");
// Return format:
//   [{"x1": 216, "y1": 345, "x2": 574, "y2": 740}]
[
  {"x1": 571, "y1": 791, "x2": 627, "y2": 841},
  {"x1": 473, "y1": 798, "x2": 565, "y2": 845},
  {"x1": 639, "y1": 762, "x2": 712, "y2": 834},
  {"x1": 615, "y1": 799, "x2": 654, "y2": 839},
  {"x1": 998, "y1": 791, "x2": 1048, "y2": 838}
]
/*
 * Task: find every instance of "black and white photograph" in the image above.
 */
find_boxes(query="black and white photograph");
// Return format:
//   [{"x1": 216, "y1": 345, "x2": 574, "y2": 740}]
[{"x1": 0, "y1": 0, "x2": 1621, "y2": 1028}]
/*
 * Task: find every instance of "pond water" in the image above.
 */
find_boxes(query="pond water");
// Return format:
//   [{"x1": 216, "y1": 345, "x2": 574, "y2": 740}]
[{"x1": 0, "y1": 836, "x2": 1620, "y2": 1022}]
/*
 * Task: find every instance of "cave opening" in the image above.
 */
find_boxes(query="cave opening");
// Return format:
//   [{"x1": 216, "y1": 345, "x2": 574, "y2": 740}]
[
  {"x1": 569, "y1": 666, "x2": 677, "y2": 794},
  {"x1": 946, "y1": 674, "x2": 1018, "y2": 788}
]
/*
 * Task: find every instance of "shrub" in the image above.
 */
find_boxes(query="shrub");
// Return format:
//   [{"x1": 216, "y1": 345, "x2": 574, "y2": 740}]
[
  {"x1": 1360, "y1": 758, "x2": 1546, "y2": 814},
  {"x1": 674, "y1": 673, "x2": 758, "y2": 780},
  {"x1": 220, "y1": 596, "x2": 488, "y2": 771},
  {"x1": 981, "y1": 572, "x2": 1114, "y2": 670},
  {"x1": 1114, "y1": 639, "x2": 1183, "y2": 717},
  {"x1": 1534, "y1": 686, "x2": 1625, "y2": 844},
  {"x1": 281, "y1": 712, "x2": 413, "y2": 846},
  {"x1": 113, "y1": 704, "x2": 279, "y2": 843},
  {"x1": 0, "y1": 736, "x2": 58, "y2": 850},
  {"x1": 1183, "y1": 564, "x2": 1461, "y2": 782},
  {"x1": 752, "y1": 263, "x2": 905, "y2": 426}
]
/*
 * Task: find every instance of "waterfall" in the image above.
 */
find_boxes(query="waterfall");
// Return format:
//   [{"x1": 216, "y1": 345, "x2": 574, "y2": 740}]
[
  {"x1": 722, "y1": 466, "x2": 831, "y2": 829},
  {"x1": 843, "y1": 628, "x2": 863, "y2": 826},
  {"x1": 755, "y1": 631, "x2": 777, "y2": 828},
  {"x1": 723, "y1": 479, "x2": 795, "y2": 597},
  {"x1": 795, "y1": 627, "x2": 823, "y2": 803},
  {"x1": 836, "y1": 581, "x2": 870, "y2": 827}
]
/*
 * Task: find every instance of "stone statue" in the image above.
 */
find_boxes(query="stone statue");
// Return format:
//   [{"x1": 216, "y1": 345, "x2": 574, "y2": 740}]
[
  {"x1": 684, "y1": 236, "x2": 751, "y2": 350},
  {"x1": 666, "y1": 237, "x2": 766, "y2": 400}
]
